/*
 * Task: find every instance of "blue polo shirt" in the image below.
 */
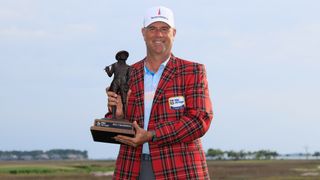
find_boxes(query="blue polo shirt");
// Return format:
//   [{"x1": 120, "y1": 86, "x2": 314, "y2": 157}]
[{"x1": 143, "y1": 58, "x2": 169, "y2": 154}]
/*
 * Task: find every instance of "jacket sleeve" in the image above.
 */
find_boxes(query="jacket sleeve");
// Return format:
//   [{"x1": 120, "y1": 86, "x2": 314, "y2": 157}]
[{"x1": 154, "y1": 64, "x2": 213, "y2": 145}]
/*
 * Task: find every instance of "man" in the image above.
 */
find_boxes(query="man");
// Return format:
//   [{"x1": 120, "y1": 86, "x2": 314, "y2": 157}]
[{"x1": 106, "y1": 6, "x2": 213, "y2": 180}]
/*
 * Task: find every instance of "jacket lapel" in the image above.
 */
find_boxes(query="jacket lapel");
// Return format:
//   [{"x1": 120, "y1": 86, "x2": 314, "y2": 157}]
[
  {"x1": 152, "y1": 56, "x2": 177, "y2": 110},
  {"x1": 130, "y1": 60, "x2": 145, "y2": 126}
]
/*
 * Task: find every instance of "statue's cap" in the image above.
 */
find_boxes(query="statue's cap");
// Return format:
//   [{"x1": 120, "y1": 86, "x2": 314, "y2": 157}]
[{"x1": 115, "y1": 50, "x2": 129, "y2": 61}]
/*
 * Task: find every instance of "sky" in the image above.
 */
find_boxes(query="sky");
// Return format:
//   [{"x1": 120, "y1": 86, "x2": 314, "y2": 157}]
[{"x1": 0, "y1": 0, "x2": 319, "y2": 159}]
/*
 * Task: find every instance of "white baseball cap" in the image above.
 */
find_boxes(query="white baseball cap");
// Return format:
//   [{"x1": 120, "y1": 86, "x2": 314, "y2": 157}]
[{"x1": 143, "y1": 6, "x2": 175, "y2": 28}]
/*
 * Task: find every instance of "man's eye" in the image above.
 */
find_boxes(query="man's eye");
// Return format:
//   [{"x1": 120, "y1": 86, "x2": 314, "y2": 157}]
[{"x1": 161, "y1": 28, "x2": 169, "y2": 32}]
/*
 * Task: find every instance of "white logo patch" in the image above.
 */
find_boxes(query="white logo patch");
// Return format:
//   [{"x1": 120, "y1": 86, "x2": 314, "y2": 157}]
[{"x1": 168, "y1": 96, "x2": 185, "y2": 110}]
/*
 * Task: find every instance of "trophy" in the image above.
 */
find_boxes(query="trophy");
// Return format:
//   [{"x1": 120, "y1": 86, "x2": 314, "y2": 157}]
[{"x1": 90, "y1": 50, "x2": 135, "y2": 144}]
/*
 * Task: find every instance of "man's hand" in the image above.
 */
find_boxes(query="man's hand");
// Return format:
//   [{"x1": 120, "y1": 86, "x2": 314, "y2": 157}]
[
  {"x1": 106, "y1": 88, "x2": 131, "y2": 119},
  {"x1": 114, "y1": 121, "x2": 153, "y2": 147}
]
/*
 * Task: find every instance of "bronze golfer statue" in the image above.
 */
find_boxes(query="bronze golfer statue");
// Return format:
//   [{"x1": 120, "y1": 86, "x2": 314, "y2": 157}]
[
  {"x1": 90, "y1": 50, "x2": 135, "y2": 144},
  {"x1": 105, "y1": 50, "x2": 130, "y2": 119}
]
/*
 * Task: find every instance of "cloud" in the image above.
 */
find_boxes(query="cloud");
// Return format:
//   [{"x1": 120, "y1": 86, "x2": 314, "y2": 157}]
[
  {"x1": 0, "y1": 23, "x2": 97, "y2": 41},
  {"x1": 0, "y1": 0, "x2": 37, "y2": 21},
  {"x1": 209, "y1": 22, "x2": 320, "y2": 66},
  {"x1": 63, "y1": 23, "x2": 97, "y2": 34},
  {"x1": 0, "y1": 27, "x2": 50, "y2": 39},
  {"x1": 0, "y1": 9, "x2": 22, "y2": 20}
]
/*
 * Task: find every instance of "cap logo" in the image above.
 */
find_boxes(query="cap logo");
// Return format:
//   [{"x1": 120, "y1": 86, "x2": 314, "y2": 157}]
[
  {"x1": 144, "y1": 6, "x2": 174, "y2": 27},
  {"x1": 151, "y1": 8, "x2": 168, "y2": 21}
]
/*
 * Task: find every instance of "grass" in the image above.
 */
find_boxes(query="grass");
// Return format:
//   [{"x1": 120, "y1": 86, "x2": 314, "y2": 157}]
[
  {"x1": 208, "y1": 160, "x2": 320, "y2": 179},
  {"x1": 0, "y1": 165, "x2": 75, "y2": 174},
  {"x1": 0, "y1": 160, "x2": 115, "y2": 179},
  {"x1": 0, "y1": 160, "x2": 320, "y2": 179},
  {"x1": 0, "y1": 164, "x2": 114, "y2": 174}
]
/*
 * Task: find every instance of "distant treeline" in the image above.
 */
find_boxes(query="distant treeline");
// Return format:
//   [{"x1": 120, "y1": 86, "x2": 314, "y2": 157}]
[
  {"x1": 206, "y1": 149, "x2": 320, "y2": 160},
  {"x1": 0, "y1": 149, "x2": 88, "y2": 161}
]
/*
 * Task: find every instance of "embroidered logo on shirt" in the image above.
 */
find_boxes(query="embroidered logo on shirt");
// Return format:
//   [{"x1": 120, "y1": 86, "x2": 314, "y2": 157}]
[{"x1": 168, "y1": 96, "x2": 185, "y2": 110}]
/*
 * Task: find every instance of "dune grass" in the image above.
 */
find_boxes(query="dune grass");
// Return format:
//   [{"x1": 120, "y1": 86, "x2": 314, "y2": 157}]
[
  {"x1": 1, "y1": 160, "x2": 320, "y2": 179},
  {"x1": 0, "y1": 161, "x2": 114, "y2": 175}
]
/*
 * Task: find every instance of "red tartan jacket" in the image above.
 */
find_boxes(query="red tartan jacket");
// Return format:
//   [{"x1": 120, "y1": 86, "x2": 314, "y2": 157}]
[{"x1": 110, "y1": 55, "x2": 213, "y2": 180}]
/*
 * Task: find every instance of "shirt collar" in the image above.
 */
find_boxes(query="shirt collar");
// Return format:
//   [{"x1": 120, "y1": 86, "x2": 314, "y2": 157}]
[{"x1": 144, "y1": 56, "x2": 170, "y2": 75}]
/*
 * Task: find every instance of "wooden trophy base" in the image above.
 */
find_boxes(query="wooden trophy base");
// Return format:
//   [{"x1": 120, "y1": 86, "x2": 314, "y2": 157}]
[{"x1": 90, "y1": 118, "x2": 135, "y2": 144}]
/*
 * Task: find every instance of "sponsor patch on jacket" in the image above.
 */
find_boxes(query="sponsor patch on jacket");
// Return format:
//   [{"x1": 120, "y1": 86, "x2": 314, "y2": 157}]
[{"x1": 168, "y1": 96, "x2": 185, "y2": 110}]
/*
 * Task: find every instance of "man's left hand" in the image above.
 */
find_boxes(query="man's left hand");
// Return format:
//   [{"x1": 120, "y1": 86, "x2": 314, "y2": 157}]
[{"x1": 114, "y1": 121, "x2": 153, "y2": 147}]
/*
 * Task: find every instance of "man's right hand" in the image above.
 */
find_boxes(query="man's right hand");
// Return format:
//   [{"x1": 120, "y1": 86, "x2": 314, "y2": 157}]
[
  {"x1": 106, "y1": 88, "x2": 131, "y2": 119},
  {"x1": 106, "y1": 89, "x2": 123, "y2": 119}
]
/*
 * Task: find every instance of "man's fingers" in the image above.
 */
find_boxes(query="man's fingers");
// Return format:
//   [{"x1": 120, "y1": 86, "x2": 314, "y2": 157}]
[
  {"x1": 107, "y1": 91, "x2": 118, "y2": 98},
  {"x1": 107, "y1": 91, "x2": 120, "y2": 106},
  {"x1": 114, "y1": 135, "x2": 137, "y2": 147},
  {"x1": 132, "y1": 121, "x2": 140, "y2": 130},
  {"x1": 108, "y1": 96, "x2": 118, "y2": 104}
]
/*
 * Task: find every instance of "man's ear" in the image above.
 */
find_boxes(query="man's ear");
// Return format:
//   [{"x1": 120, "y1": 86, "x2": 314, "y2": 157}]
[
  {"x1": 141, "y1": 28, "x2": 146, "y2": 41},
  {"x1": 173, "y1": 28, "x2": 176, "y2": 37}
]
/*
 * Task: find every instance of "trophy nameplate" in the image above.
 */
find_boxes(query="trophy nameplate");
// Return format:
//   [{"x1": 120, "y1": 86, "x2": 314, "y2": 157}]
[
  {"x1": 90, "y1": 50, "x2": 134, "y2": 144},
  {"x1": 90, "y1": 118, "x2": 134, "y2": 144}
]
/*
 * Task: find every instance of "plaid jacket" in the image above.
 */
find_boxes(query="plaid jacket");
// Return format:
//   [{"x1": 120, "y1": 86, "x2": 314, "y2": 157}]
[{"x1": 111, "y1": 55, "x2": 213, "y2": 180}]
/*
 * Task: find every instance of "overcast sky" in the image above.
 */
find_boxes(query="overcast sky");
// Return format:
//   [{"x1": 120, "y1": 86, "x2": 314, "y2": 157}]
[{"x1": 1, "y1": 0, "x2": 319, "y2": 159}]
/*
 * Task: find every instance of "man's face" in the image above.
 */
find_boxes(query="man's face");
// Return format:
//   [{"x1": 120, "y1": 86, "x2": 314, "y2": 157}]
[{"x1": 142, "y1": 21, "x2": 176, "y2": 55}]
